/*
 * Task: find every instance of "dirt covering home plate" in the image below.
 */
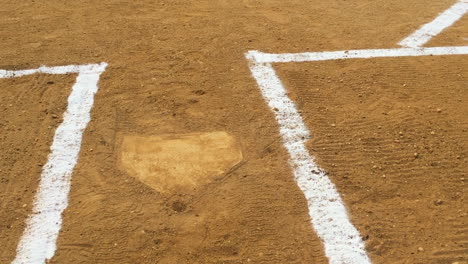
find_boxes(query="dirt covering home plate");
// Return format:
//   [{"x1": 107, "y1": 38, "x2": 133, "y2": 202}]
[{"x1": 118, "y1": 132, "x2": 243, "y2": 193}]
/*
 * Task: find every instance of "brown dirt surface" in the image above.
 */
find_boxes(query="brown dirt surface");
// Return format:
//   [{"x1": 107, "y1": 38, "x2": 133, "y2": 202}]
[
  {"x1": 429, "y1": 15, "x2": 468, "y2": 47},
  {"x1": 0, "y1": 0, "x2": 466, "y2": 263},
  {"x1": 0, "y1": 74, "x2": 74, "y2": 261},
  {"x1": 276, "y1": 55, "x2": 467, "y2": 264}
]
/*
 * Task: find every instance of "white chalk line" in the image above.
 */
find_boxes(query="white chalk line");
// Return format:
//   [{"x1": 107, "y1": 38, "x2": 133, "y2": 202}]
[
  {"x1": 248, "y1": 46, "x2": 468, "y2": 63},
  {"x1": 0, "y1": 62, "x2": 107, "y2": 264},
  {"x1": 246, "y1": 60, "x2": 372, "y2": 264},
  {"x1": 246, "y1": 44, "x2": 468, "y2": 263},
  {"x1": 399, "y1": 0, "x2": 468, "y2": 48},
  {"x1": 0, "y1": 64, "x2": 105, "y2": 79},
  {"x1": 246, "y1": 25, "x2": 468, "y2": 264}
]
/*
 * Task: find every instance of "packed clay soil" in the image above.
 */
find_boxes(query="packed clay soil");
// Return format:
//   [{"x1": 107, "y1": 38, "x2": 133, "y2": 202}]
[
  {"x1": 0, "y1": 0, "x2": 466, "y2": 263},
  {"x1": 0, "y1": 74, "x2": 74, "y2": 261},
  {"x1": 276, "y1": 55, "x2": 467, "y2": 264}
]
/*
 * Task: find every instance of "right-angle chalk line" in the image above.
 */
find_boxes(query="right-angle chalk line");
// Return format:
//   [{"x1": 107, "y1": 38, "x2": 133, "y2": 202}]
[
  {"x1": 245, "y1": 1, "x2": 468, "y2": 263},
  {"x1": 0, "y1": 63, "x2": 108, "y2": 264}
]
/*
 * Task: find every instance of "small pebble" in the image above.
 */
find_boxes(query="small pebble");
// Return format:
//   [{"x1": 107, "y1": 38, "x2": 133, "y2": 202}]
[{"x1": 417, "y1": 247, "x2": 424, "y2": 252}]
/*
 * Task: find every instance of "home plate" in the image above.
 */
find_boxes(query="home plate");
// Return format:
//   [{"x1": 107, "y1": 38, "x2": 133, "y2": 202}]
[{"x1": 118, "y1": 131, "x2": 243, "y2": 193}]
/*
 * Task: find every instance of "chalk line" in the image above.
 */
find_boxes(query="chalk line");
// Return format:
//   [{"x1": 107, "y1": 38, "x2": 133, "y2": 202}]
[
  {"x1": 245, "y1": 1, "x2": 468, "y2": 262},
  {"x1": 246, "y1": 45, "x2": 468, "y2": 262},
  {"x1": 245, "y1": 56, "x2": 371, "y2": 264},
  {"x1": 247, "y1": 46, "x2": 468, "y2": 63},
  {"x1": 0, "y1": 63, "x2": 107, "y2": 264},
  {"x1": 0, "y1": 64, "x2": 105, "y2": 79},
  {"x1": 399, "y1": 0, "x2": 468, "y2": 48}
]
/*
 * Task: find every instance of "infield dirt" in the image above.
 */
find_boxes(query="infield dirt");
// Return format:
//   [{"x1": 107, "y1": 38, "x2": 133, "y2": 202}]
[{"x1": 0, "y1": 0, "x2": 466, "y2": 263}]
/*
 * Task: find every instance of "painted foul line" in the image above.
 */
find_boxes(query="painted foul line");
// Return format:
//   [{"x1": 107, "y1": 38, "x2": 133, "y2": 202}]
[
  {"x1": 245, "y1": 45, "x2": 468, "y2": 263},
  {"x1": 0, "y1": 63, "x2": 107, "y2": 264},
  {"x1": 399, "y1": 0, "x2": 468, "y2": 48}
]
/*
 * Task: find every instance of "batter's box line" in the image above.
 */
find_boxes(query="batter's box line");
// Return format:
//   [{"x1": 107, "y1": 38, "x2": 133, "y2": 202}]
[
  {"x1": 247, "y1": 46, "x2": 468, "y2": 63},
  {"x1": 245, "y1": 45, "x2": 468, "y2": 264},
  {"x1": 0, "y1": 62, "x2": 107, "y2": 264}
]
